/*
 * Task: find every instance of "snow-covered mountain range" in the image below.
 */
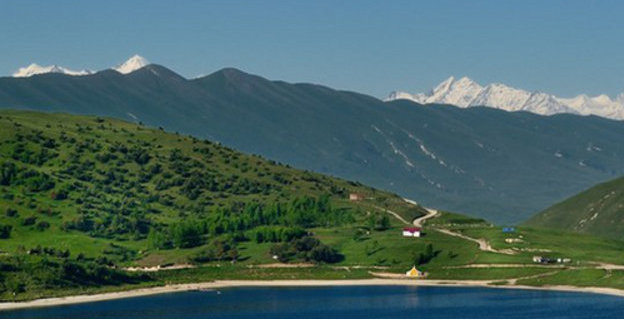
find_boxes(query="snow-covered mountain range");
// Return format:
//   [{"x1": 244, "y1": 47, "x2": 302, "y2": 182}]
[
  {"x1": 386, "y1": 76, "x2": 624, "y2": 120},
  {"x1": 11, "y1": 55, "x2": 149, "y2": 78},
  {"x1": 13, "y1": 64, "x2": 94, "y2": 77}
]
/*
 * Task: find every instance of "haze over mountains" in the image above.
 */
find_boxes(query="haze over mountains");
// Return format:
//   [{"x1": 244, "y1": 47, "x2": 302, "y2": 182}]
[
  {"x1": 2, "y1": 57, "x2": 624, "y2": 224},
  {"x1": 387, "y1": 76, "x2": 624, "y2": 120}
]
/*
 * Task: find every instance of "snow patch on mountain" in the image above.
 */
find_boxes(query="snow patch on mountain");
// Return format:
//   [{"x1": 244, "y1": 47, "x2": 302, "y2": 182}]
[
  {"x1": 13, "y1": 63, "x2": 93, "y2": 78},
  {"x1": 12, "y1": 54, "x2": 151, "y2": 78},
  {"x1": 113, "y1": 55, "x2": 149, "y2": 74},
  {"x1": 387, "y1": 76, "x2": 624, "y2": 120}
]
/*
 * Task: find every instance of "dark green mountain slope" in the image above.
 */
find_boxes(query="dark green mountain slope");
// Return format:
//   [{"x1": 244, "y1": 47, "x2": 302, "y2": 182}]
[
  {"x1": 1, "y1": 67, "x2": 624, "y2": 223},
  {"x1": 525, "y1": 176, "x2": 624, "y2": 240}
]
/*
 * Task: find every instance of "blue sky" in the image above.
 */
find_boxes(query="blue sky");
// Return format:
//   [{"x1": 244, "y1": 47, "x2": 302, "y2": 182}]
[{"x1": 1, "y1": 0, "x2": 623, "y2": 98}]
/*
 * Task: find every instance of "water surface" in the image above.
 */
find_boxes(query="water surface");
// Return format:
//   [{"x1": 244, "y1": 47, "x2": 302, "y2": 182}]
[{"x1": 5, "y1": 286, "x2": 624, "y2": 318}]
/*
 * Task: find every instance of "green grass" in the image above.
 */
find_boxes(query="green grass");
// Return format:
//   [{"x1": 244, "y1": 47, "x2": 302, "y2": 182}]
[
  {"x1": 517, "y1": 269, "x2": 624, "y2": 290},
  {"x1": 525, "y1": 176, "x2": 624, "y2": 240},
  {"x1": 427, "y1": 267, "x2": 556, "y2": 280}
]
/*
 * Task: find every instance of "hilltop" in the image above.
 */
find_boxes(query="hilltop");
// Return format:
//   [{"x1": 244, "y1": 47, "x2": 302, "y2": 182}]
[{"x1": 526, "y1": 176, "x2": 624, "y2": 240}]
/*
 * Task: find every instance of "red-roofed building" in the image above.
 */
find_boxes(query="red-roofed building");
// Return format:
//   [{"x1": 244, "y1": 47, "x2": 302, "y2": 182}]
[{"x1": 402, "y1": 227, "x2": 421, "y2": 238}]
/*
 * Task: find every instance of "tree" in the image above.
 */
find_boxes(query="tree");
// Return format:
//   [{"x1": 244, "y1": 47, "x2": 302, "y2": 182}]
[
  {"x1": 416, "y1": 244, "x2": 435, "y2": 265},
  {"x1": 147, "y1": 228, "x2": 168, "y2": 250},
  {"x1": 0, "y1": 224, "x2": 12, "y2": 238},
  {"x1": 171, "y1": 222, "x2": 202, "y2": 248}
]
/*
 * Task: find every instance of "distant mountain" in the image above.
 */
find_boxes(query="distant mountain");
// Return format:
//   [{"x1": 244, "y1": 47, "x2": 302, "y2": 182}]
[
  {"x1": 11, "y1": 55, "x2": 148, "y2": 78},
  {"x1": 12, "y1": 63, "x2": 93, "y2": 77},
  {"x1": 113, "y1": 55, "x2": 149, "y2": 74},
  {"x1": 525, "y1": 176, "x2": 624, "y2": 240},
  {"x1": 1, "y1": 64, "x2": 624, "y2": 224},
  {"x1": 387, "y1": 76, "x2": 624, "y2": 120}
]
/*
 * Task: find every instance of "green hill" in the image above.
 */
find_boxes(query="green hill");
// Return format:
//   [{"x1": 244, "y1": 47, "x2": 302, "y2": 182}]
[
  {"x1": 2, "y1": 67, "x2": 624, "y2": 223},
  {"x1": 525, "y1": 176, "x2": 624, "y2": 240},
  {"x1": 0, "y1": 110, "x2": 428, "y2": 299},
  {"x1": 4, "y1": 111, "x2": 624, "y2": 303}
]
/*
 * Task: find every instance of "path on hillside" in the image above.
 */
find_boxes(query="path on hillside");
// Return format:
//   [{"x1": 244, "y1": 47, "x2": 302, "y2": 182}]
[
  {"x1": 381, "y1": 199, "x2": 514, "y2": 255},
  {"x1": 435, "y1": 228, "x2": 516, "y2": 255},
  {"x1": 371, "y1": 205, "x2": 411, "y2": 225},
  {"x1": 412, "y1": 207, "x2": 438, "y2": 228},
  {"x1": 444, "y1": 264, "x2": 568, "y2": 269}
]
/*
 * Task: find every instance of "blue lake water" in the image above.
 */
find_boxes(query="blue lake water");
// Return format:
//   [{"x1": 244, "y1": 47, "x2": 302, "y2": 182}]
[{"x1": 4, "y1": 286, "x2": 624, "y2": 319}]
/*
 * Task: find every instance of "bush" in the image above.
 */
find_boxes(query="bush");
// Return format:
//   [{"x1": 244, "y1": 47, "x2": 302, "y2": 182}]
[
  {"x1": 22, "y1": 216, "x2": 37, "y2": 226},
  {"x1": 192, "y1": 238, "x2": 238, "y2": 263},
  {"x1": 36, "y1": 221, "x2": 50, "y2": 231},
  {"x1": 270, "y1": 236, "x2": 342, "y2": 264},
  {"x1": 0, "y1": 224, "x2": 12, "y2": 238},
  {"x1": 5, "y1": 208, "x2": 18, "y2": 217},
  {"x1": 171, "y1": 222, "x2": 202, "y2": 248}
]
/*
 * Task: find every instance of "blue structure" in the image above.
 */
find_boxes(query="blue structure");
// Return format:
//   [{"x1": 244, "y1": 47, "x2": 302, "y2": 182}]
[{"x1": 502, "y1": 227, "x2": 516, "y2": 233}]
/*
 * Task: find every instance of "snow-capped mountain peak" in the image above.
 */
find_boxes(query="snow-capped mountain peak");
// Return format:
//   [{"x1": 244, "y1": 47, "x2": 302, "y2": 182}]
[
  {"x1": 12, "y1": 63, "x2": 93, "y2": 78},
  {"x1": 113, "y1": 55, "x2": 149, "y2": 74},
  {"x1": 386, "y1": 77, "x2": 624, "y2": 120}
]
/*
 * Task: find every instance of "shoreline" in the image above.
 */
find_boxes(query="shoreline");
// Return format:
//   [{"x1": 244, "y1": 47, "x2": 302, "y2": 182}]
[{"x1": 2, "y1": 279, "x2": 624, "y2": 311}]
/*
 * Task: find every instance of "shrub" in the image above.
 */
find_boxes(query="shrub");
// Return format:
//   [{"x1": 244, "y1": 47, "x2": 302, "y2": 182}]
[
  {"x1": 0, "y1": 224, "x2": 12, "y2": 238},
  {"x1": 36, "y1": 221, "x2": 51, "y2": 231},
  {"x1": 22, "y1": 216, "x2": 37, "y2": 226}
]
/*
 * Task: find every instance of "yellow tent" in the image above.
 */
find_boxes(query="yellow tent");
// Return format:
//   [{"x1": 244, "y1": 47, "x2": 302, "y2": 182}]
[{"x1": 405, "y1": 266, "x2": 423, "y2": 278}]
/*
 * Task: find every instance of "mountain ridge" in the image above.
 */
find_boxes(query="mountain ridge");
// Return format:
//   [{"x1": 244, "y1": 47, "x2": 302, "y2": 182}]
[
  {"x1": 1, "y1": 65, "x2": 624, "y2": 224},
  {"x1": 11, "y1": 55, "x2": 150, "y2": 78},
  {"x1": 387, "y1": 76, "x2": 624, "y2": 120}
]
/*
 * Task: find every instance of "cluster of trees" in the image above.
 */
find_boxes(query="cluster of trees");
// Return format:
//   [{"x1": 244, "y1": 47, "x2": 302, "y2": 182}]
[
  {"x1": 145, "y1": 195, "x2": 350, "y2": 251},
  {"x1": 253, "y1": 226, "x2": 306, "y2": 243},
  {"x1": 415, "y1": 244, "x2": 437, "y2": 265},
  {"x1": 63, "y1": 212, "x2": 151, "y2": 239},
  {"x1": 270, "y1": 236, "x2": 342, "y2": 264},
  {"x1": 27, "y1": 245, "x2": 70, "y2": 258},
  {"x1": 0, "y1": 255, "x2": 151, "y2": 297},
  {"x1": 367, "y1": 214, "x2": 391, "y2": 231},
  {"x1": 192, "y1": 238, "x2": 239, "y2": 263},
  {"x1": 206, "y1": 195, "x2": 353, "y2": 234},
  {"x1": 0, "y1": 162, "x2": 55, "y2": 192},
  {"x1": 9, "y1": 137, "x2": 58, "y2": 166}
]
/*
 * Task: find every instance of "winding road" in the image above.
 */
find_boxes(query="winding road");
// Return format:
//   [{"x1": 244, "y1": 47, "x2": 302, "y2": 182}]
[{"x1": 402, "y1": 199, "x2": 515, "y2": 255}]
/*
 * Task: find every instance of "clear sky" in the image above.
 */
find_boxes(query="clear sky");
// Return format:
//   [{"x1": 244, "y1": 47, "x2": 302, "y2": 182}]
[{"x1": 1, "y1": 0, "x2": 623, "y2": 98}]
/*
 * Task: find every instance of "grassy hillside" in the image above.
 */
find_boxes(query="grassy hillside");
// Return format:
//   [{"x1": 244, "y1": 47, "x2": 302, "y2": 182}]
[
  {"x1": 525, "y1": 176, "x2": 624, "y2": 240},
  {"x1": 0, "y1": 110, "x2": 427, "y2": 299},
  {"x1": 2, "y1": 67, "x2": 624, "y2": 224},
  {"x1": 3, "y1": 110, "x2": 624, "y2": 303}
]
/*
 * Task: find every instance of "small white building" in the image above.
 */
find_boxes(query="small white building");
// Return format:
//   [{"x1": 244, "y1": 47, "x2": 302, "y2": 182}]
[
  {"x1": 349, "y1": 193, "x2": 365, "y2": 201},
  {"x1": 402, "y1": 227, "x2": 421, "y2": 238}
]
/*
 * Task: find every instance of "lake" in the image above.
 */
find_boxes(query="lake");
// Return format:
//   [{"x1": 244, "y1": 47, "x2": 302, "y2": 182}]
[{"x1": 4, "y1": 286, "x2": 624, "y2": 318}]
